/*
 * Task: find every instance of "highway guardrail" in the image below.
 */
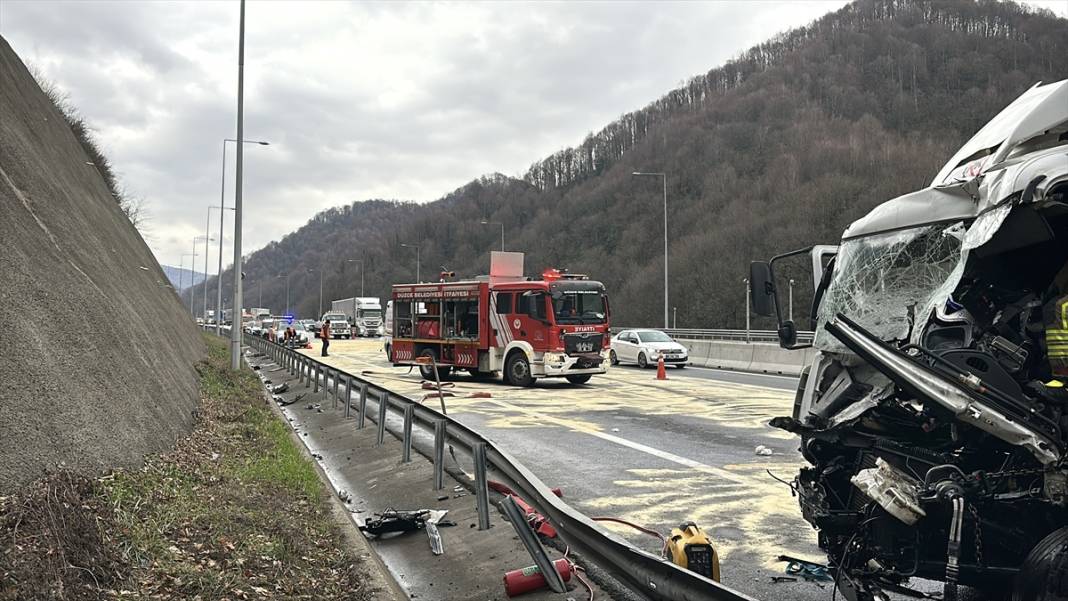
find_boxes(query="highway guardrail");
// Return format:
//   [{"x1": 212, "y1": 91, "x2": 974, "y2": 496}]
[{"x1": 230, "y1": 328, "x2": 758, "y2": 601}]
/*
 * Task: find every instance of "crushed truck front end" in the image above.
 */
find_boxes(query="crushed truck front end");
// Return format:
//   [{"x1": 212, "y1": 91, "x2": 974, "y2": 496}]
[{"x1": 751, "y1": 80, "x2": 1068, "y2": 601}]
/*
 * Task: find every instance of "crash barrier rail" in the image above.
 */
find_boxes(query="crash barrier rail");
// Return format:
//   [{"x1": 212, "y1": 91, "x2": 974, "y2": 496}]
[
  {"x1": 613, "y1": 327, "x2": 814, "y2": 345},
  {"x1": 681, "y1": 339, "x2": 814, "y2": 377},
  {"x1": 236, "y1": 331, "x2": 758, "y2": 601}
]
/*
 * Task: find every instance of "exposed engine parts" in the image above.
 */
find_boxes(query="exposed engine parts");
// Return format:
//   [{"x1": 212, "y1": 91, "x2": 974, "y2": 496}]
[{"x1": 755, "y1": 80, "x2": 1068, "y2": 600}]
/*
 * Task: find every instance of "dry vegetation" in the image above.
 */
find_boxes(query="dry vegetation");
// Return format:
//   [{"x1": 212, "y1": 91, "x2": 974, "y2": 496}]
[{"x1": 1, "y1": 335, "x2": 375, "y2": 601}]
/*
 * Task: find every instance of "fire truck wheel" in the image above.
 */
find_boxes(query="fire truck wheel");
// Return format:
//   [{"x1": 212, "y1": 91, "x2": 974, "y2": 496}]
[
  {"x1": 637, "y1": 353, "x2": 649, "y2": 369},
  {"x1": 505, "y1": 352, "x2": 535, "y2": 387},
  {"x1": 565, "y1": 374, "x2": 592, "y2": 385},
  {"x1": 609, "y1": 350, "x2": 619, "y2": 365},
  {"x1": 418, "y1": 349, "x2": 451, "y2": 380}
]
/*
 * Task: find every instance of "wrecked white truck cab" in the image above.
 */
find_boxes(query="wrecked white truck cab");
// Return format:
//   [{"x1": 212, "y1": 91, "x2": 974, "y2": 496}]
[{"x1": 750, "y1": 80, "x2": 1068, "y2": 601}]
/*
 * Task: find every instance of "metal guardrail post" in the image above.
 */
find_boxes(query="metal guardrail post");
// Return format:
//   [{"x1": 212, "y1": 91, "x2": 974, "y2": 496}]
[
  {"x1": 299, "y1": 356, "x2": 305, "y2": 384},
  {"x1": 332, "y1": 370, "x2": 340, "y2": 408},
  {"x1": 376, "y1": 393, "x2": 388, "y2": 445},
  {"x1": 433, "y1": 420, "x2": 446, "y2": 490},
  {"x1": 474, "y1": 442, "x2": 491, "y2": 530},
  {"x1": 499, "y1": 496, "x2": 566, "y2": 593},
  {"x1": 402, "y1": 404, "x2": 414, "y2": 463},
  {"x1": 313, "y1": 363, "x2": 320, "y2": 393},
  {"x1": 344, "y1": 376, "x2": 352, "y2": 418},
  {"x1": 358, "y1": 383, "x2": 367, "y2": 429}
]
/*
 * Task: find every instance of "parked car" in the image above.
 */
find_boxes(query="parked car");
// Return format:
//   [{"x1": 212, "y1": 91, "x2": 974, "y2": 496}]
[{"x1": 610, "y1": 329, "x2": 688, "y2": 368}]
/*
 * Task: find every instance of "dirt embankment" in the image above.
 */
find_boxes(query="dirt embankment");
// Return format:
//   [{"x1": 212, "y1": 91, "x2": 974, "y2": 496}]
[{"x1": 0, "y1": 36, "x2": 204, "y2": 492}]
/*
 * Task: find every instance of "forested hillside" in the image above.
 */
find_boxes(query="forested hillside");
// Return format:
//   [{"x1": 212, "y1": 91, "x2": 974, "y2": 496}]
[{"x1": 195, "y1": 0, "x2": 1068, "y2": 328}]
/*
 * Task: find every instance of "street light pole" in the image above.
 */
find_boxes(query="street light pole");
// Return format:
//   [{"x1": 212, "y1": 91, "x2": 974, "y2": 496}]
[
  {"x1": 229, "y1": 0, "x2": 246, "y2": 370},
  {"x1": 401, "y1": 244, "x2": 420, "y2": 282},
  {"x1": 346, "y1": 259, "x2": 365, "y2": 296},
  {"x1": 479, "y1": 220, "x2": 505, "y2": 251},
  {"x1": 214, "y1": 138, "x2": 268, "y2": 335},
  {"x1": 789, "y1": 279, "x2": 796, "y2": 322},
  {"x1": 632, "y1": 172, "x2": 669, "y2": 329},
  {"x1": 203, "y1": 211, "x2": 211, "y2": 322},
  {"x1": 210, "y1": 205, "x2": 235, "y2": 331},
  {"x1": 743, "y1": 277, "x2": 751, "y2": 343},
  {"x1": 181, "y1": 252, "x2": 197, "y2": 314},
  {"x1": 346, "y1": 259, "x2": 364, "y2": 322},
  {"x1": 194, "y1": 235, "x2": 212, "y2": 320}
]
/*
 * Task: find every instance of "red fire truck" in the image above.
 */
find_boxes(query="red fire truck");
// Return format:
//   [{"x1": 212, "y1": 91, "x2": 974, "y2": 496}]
[{"x1": 388, "y1": 253, "x2": 610, "y2": 386}]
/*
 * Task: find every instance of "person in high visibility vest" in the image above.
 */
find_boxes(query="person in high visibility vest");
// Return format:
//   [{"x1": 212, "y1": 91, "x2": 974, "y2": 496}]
[
  {"x1": 321, "y1": 320, "x2": 331, "y2": 357},
  {"x1": 1044, "y1": 264, "x2": 1068, "y2": 389}
]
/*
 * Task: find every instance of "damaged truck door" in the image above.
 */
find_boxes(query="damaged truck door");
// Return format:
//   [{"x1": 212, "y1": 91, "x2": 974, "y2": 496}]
[{"x1": 751, "y1": 79, "x2": 1068, "y2": 601}]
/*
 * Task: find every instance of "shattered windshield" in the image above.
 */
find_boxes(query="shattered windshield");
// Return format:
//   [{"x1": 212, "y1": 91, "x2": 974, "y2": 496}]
[{"x1": 814, "y1": 223, "x2": 967, "y2": 353}]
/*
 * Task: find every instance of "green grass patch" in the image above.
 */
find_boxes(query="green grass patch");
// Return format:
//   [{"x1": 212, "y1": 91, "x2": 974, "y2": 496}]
[{"x1": 2, "y1": 334, "x2": 376, "y2": 601}]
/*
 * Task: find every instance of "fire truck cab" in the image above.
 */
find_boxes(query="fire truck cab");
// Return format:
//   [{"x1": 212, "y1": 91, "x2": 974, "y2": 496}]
[{"x1": 389, "y1": 252, "x2": 610, "y2": 386}]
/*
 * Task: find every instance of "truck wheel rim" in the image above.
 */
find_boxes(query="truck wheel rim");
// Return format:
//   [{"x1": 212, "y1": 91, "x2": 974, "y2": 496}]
[{"x1": 512, "y1": 360, "x2": 528, "y2": 381}]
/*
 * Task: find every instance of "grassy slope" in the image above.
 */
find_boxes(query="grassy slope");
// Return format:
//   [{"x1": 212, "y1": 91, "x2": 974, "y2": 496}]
[{"x1": 1, "y1": 335, "x2": 376, "y2": 601}]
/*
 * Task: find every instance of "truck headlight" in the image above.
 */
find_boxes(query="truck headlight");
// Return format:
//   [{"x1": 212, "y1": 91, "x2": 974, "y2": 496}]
[{"x1": 544, "y1": 352, "x2": 565, "y2": 364}]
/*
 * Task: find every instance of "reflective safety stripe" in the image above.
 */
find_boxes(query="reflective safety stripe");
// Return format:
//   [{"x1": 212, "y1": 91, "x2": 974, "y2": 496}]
[{"x1": 1050, "y1": 297, "x2": 1068, "y2": 374}]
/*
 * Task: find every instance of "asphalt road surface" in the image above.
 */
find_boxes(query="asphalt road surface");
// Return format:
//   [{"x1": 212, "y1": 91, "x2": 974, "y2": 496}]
[
  {"x1": 301, "y1": 338, "x2": 991, "y2": 601},
  {"x1": 298, "y1": 338, "x2": 823, "y2": 599}
]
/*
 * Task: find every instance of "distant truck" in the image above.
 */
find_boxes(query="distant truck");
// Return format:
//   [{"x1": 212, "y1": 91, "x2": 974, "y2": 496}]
[
  {"x1": 319, "y1": 312, "x2": 352, "y2": 339},
  {"x1": 331, "y1": 297, "x2": 383, "y2": 337}
]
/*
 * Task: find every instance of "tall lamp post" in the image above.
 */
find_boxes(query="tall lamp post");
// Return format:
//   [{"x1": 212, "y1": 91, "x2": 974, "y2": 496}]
[
  {"x1": 215, "y1": 138, "x2": 269, "y2": 336},
  {"x1": 181, "y1": 252, "x2": 197, "y2": 314},
  {"x1": 346, "y1": 259, "x2": 364, "y2": 322},
  {"x1": 210, "y1": 205, "x2": 235, "y2": 332},
  {"x1": 401, "y1": 243, "x2": 421, "y2": 283},
  {"x1": 193, "y1": 235, "x2": 213, "y2": 319},
  {"x1": 632, "y1": 171, "x2": 669, "y2": 329},
  {"x1": 788, "y1": 278, "x2": 796, "y2": 322},
  {"x1": 743, "y1": 277, "x2": 751, "y2": 343},
  {"x1": 229, "y1": 0, "x2": 248, "y2": 370},
  {"x1": 479, "y1": 219, "x2": 505, "y2": 251}
]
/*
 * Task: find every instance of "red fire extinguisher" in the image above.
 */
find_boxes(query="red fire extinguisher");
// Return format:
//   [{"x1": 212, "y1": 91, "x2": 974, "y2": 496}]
[{"x1": 503, "y1": 558, "x2": 572, "y2": 597}]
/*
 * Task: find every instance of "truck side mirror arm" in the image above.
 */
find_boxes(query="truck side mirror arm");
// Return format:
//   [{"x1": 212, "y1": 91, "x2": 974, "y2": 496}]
[{"x1": 750, "y1": 247, "x2": 817, "y2": 350}]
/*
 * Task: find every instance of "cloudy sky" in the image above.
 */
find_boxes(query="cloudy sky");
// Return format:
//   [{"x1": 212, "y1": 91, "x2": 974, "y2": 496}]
[{"x1": 3, "y1": 1, "x2": 1065, "y2": 273}]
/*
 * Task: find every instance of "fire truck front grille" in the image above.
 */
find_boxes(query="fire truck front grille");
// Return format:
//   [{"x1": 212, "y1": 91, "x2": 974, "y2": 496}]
[{"x1": 564, "y1": 332, "x2": 602, "y2": 355}]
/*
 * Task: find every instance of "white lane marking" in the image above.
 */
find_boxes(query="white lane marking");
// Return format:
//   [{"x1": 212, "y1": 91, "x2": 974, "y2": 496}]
[{"x1": 483, "y1": 399, "x2": 748, "y2": 485}]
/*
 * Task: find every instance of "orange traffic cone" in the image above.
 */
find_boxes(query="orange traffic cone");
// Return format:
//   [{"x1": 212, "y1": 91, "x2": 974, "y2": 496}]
[{"x1": 656, "y1": 354, "x2": 667, "y2": 380}]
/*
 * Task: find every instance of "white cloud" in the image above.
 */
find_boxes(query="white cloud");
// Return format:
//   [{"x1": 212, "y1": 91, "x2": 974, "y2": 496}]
[{"x1": 4, "y1": 0, "x2": 1060, "y2": 273}]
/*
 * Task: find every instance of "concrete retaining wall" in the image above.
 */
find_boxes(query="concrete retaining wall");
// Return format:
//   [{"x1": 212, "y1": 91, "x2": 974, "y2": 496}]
[{"x1": 679, "y1": 338, "x2": 813, "y2": 376}]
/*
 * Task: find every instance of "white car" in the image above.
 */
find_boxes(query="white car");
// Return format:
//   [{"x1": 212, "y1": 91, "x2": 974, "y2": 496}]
[{"x1": 610, "y1": 329, "x2": 689, "y2": 369}]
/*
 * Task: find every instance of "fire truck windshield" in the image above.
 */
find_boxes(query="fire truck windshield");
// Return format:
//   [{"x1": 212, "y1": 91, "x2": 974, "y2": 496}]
[{"x1": 549, "y1": 282, "x2": 607, "y2": 325}]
